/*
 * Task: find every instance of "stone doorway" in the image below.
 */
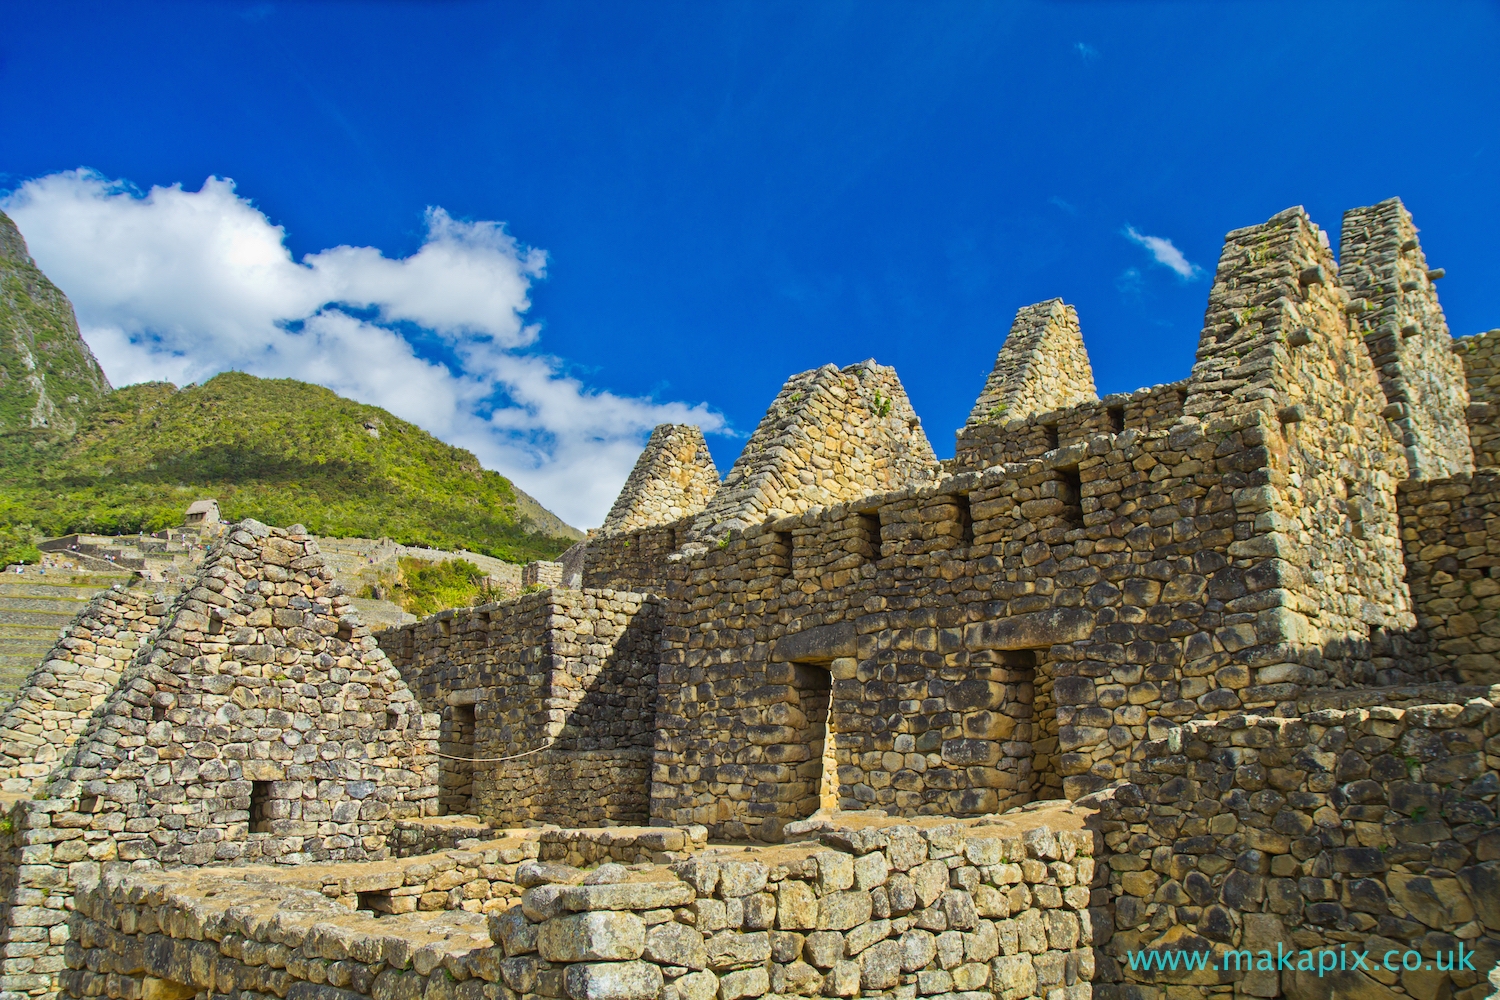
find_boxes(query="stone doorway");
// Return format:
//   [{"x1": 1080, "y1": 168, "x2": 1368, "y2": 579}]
[
  {"x1": 789, "y1": 662, "x2": 836, "y2": 821},
  {"x1": 441, "y1": 700, "x2": 477, "y2": 815}
]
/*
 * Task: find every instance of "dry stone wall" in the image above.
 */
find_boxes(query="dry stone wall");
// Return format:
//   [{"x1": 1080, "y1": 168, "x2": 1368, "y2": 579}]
[
  {"x1": 651, "y1": 208, "x2": 1447, "y2": 844},
  {"x1": 0, "y1": 519, "x2": 440, "y2": 1000},
  {"x1": 687, "y1": 362, "x2": 938, "y2": 541},
  {"x1": 1456, "y1": 330, "x2": 1500, "y2": 470},
  {"x1": 951, "y1": 382, "x2": 1186, "y2": 475},
  {"x1": 1095, "y1": 699, "x2": 1500, "y2": 1000},
  {"x1": 601, "y1": 426, "x2": 721, "y2": 536},
  {"x1": 1181, "y1": 206, "x2": 1416, "y2": 687},
  {"x1": 0, "y1": 588, "x2": 174, "y2": 796},
  {"x1": 583, "y1": 521, "x2": 687, "y2": 594},
  {"x1": 1339, "y1": 198, "x2": 1473, "y2": 480},
  {"x1": 378, "y1": 589, "x2": 660, "y2": 828},
  {"x1": 1398, "y1": 475, "x2": 1500, "y2": 685},
  {"x1": 64, "y1": 812, "x2": 1100, "y2": 1000}
]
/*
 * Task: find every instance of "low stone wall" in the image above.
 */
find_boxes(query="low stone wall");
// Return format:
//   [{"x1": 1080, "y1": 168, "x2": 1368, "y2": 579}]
[
  {"x1": 394, "y1": 817, "x2": 498, "y2": 858},
  {"x1": 583, "y1": 521, "x2": 686, "y2": 594},
  {"x1": 1094, "y1": 701, "x2": 1500, "y2": 1000},
  {"x1": 63, "y1": 813, "x2": 1101, "y2": 1000},
  {"x1": 534, "y1": 826, "x2": 707, "y2": 868},
  {"x1": 951, "y1": 381, "x2": 1187, "y2": 474},
  {"x1": 1398, "y1": 474, "x2": 1500, "y2": 684},
  {"x1": 0, "y1": 588, "x2": 173, "y2": 795}
]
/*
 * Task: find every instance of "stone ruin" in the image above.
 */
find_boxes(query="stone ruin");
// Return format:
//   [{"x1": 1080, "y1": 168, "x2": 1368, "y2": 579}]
[{"x1": 4, "y1": 197, "x2": 1500, "y2": 1000}]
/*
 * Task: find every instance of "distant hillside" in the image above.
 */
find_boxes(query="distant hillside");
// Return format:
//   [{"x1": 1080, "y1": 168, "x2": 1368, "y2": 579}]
[
  {"x1": 0, "y1": 212, "x2": 111, "y2": 435},
  {"x1": 0, "y1": 210, "x2": 582, "y2": 562}
]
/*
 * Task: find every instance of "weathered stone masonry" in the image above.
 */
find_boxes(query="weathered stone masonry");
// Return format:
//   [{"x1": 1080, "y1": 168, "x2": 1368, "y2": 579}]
[
  {"x1": 6, "y1": 192, "x2": 1500, "y2": 1000},
  {"x1": 378, "y1": 589, "x2": 661, "y2": 828},
  {"x1": 645, "y1": 203, "x2": 1456, "y2": 843},
  {"x1": 0, "y1": 520, "x2": 438, "y2": 1000}
]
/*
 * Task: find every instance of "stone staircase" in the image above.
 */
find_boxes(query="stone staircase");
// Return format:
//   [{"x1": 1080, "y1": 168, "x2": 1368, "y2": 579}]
[{"x1": 0, "y1": 569, "x2": 136, "y2": 713}]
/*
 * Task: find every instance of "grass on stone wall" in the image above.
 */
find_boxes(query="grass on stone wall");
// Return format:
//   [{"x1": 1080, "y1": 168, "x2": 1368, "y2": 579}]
[{"x1": 369, "y1": 557, "x2": 494, "y2": 617}]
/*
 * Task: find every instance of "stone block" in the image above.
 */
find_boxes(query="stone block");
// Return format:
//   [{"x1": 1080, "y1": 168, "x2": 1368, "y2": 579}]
[
  {"x1": 645, "y1": 923, "x2": 708, "y2": 971},
  {"x1": 539, "y1": 912, "x2": 646, "y2": 963},
  {"x1": 561, "y1": 881, "x2": 696, "y2": 912},
  {"x1": 564, "y1": 961, "x2": 663, "y2": 1000}
]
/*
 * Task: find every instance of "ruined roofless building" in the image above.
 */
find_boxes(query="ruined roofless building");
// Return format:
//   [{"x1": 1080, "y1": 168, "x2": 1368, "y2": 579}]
[
  {"x1": 554, "y1": 197, "x2": 1500, "y2": 840},
  {"x1": 9, "y1": 197, "x2": 1500, "y2": 1000}
]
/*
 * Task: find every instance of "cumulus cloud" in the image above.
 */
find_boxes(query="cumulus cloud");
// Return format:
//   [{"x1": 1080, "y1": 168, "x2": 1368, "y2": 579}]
[
  {"x1": 1, "y1": 169, "x2": 725, "y2": 528},
  {"x1": 1123, "y1": 225, "x2": 1202, "y2": 280}
]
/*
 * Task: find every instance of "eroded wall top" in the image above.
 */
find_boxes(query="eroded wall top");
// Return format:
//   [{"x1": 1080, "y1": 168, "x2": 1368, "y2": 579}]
[
  {"x1": 1340, "y1": 197, "x2": 1472, "y2": 479},
  {"x1": 600, "y1": 423, "x2": 720, "y2": 536},
  {"x1": 688, "y1": 360, "x2": 938, "y2": 539}
]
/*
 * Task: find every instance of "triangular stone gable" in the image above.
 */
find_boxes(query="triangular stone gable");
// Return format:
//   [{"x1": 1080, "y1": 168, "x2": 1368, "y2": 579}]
[
  {"x1": 0, "y1": 587, "x2": 174, "y2": 795},
  {"x1": 47, "y1": 518, "x2": 438, "y2": 867},
  {"x1": 965, "y1": 299, "x2": 1097, "y2": 426},
  {"x1": 1181, "y1": 206, "x2": 1413, "y2": 682},
  {"x1": 600, "y1": 424, "x2": 720, "y2": 535},
  {"x1": 688, "y1": 361, "x2": 938, "y2": 539},
  {"x1": 1340, "y1": 197, "x2": 1472, "y2": 480}
]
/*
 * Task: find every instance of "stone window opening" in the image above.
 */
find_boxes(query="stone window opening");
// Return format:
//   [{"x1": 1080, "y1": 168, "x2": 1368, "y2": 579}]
[
  {"x1": 1043, "y1": 422, "x2": 1060, "y2": 451},
  {"x1": 357, "y1": 889, "x2": 394, "y2": 915},
  {"x1": 790, "y1": 662, "x2": 836, "y2": 821},
  {"x1": 249, "y1": 781, "x2": 273, "y2": 834},
  {"x1": 1056, "y1": 467, "x2": 1084, "y2": 528},
  {"x1": 856, "y1": 513, "x2": 882, "y2": 564},
  {"x1": 441, "y1": 703, "x2": 477, "y2": 815},
  {"x1": 774, "y1": 531, "x2": 794, "y2": 577},
  {"x1": 954, "y1": 493, "x2": 974, "y2": 547},
  {"x1": 1107, "y1": 405, "x2": 1125, "y2": 433}
]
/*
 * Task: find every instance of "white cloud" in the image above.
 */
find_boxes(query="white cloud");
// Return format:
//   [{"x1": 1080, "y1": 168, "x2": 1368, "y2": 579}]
[
  {"x1": 1123, "y1": 225, "x2": 1202, "y2": 280},
  {"x1": 1, "y1": 169, "x2": 725, "y2": 529}
]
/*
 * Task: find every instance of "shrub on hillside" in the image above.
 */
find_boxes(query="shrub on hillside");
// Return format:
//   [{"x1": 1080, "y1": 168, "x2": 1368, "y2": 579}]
[{"x1": 0, "y1": 523, "x2": 41, "y2": 568}]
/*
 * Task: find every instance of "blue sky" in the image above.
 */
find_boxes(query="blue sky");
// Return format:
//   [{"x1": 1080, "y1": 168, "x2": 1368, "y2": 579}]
[{"x1": 2, "y1": 1, "x2": 1498, "y2": 526}]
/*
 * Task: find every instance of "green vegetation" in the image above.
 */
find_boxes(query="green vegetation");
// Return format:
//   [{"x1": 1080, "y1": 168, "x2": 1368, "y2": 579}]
[
  {"x1": 0, "y1": 372, "x2": 579, "y2": 563},
  {"x1": 0, "y1": 523, "x2": 40, "y2": 568},
  {"x1": 0, "y1": 209, "x2": 581, "y2": 563},
  {"x1": 0, "y1": 212, "x2": 111, "y2": 437},
  {"x1": 370, "y1": 557, "x2": 493, "y2": 617}
]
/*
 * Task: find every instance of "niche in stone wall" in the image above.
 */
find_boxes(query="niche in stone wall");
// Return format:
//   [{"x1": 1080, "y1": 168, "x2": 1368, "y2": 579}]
[
  {"x1": 249, "y1": 780, "x2": 273, "y2": 834},
  {"x1": 1043, "y1": 422, "x2": 1060, "y2": 451},
  {"x1": 787, "y1": 662, "x2": 836, "y2": 821},
  {"x1": 357, "y1": 889, "x2": 395, "y2": 915},
  {"x1": 856, "y1": 512, "x2": 882, "y2": 564},
  {"x1": 1107, "y1": 405, "x2": 1125, "y2": 433},
  {"x1": 1055, "y1": 467, "x2": 1084, "y2": 529},
  {"x1": 773, "y1": 531, "x2": 794, "y2": 577},
  {"x1": 441, "y1": 701, "x2": 477, "y2": 815},
  {"x1": 955, "y1": 493, "x2": 974, "y2": 546}
]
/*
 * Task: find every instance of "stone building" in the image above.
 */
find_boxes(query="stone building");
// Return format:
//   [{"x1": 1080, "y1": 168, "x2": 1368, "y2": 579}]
[
  {"x1": 183, "y1": 499, "x2": 221, "y2": 529},
  {"x1": 7, "y1": 195, "x2": 1500, "y2": 1000},
  {"x1": 0, "y1": 519, "x2": 438, "y2": 998}
]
